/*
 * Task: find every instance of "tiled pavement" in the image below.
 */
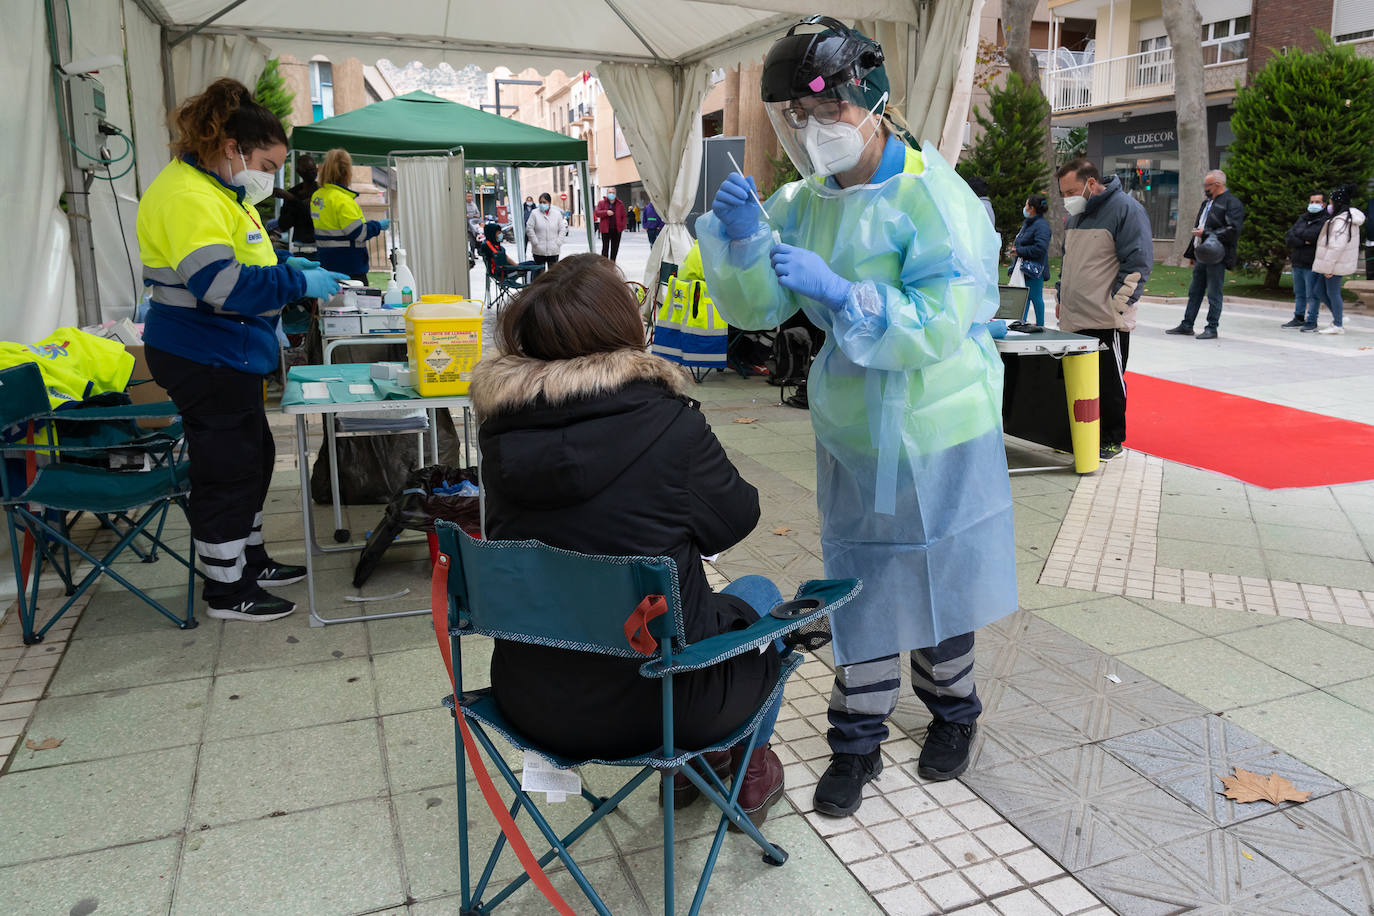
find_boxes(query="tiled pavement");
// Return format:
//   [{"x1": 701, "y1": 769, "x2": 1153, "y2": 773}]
[{"x1": 2, "y1": 288, "x2": 1373, "y2": 913}]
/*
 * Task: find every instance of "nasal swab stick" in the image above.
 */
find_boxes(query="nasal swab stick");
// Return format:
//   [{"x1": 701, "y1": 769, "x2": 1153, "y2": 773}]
[{"x1": 726, "y1": 151, "x2": 771, "y2": 224}]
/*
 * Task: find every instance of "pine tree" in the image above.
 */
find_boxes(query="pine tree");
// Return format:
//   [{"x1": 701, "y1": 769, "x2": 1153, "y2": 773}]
[
  {"x1": 255, "y1": 58, "x2": 295, "y2": 131},
  {"x1": 1227, "y1": 36, "x2": 1374, "y2": 287},
  {"x1": 956, "y1": 71, "x2": 1050, "y2": 255}
]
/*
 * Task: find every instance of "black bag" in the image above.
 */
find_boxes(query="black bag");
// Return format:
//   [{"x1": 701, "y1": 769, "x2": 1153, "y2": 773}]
[
  {"x1": 353, "y1": 465, "x2": 480, "y2": 587},
  {"x1": 726, "y1": 328, "x2": 775, "y2": 378},
  {"x1": 767, "y1": 326, "x2": 814, "y2": 387}
]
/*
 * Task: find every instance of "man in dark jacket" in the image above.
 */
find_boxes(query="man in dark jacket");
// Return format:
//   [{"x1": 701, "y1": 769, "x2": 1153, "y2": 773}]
[
  {"x1": 272, "y1": 154, "x2": 318, "y2": 249},
  {"x1": 1055, "y1": 159, "x2": 1154, "y2": 462},
  {"x1": 1282, "y1": 191, "x2": 1331, "y2": 329},
  {"x1": 1167, "y1": 170, "x2": 1245, "y2": 339}
]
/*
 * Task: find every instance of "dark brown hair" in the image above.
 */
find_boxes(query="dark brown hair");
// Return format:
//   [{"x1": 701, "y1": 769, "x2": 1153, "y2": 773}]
[
  {"x1": 497, "y1": 254, "x2": 645, "y2": 361},
  {"x1": 170, "y1": 78, "x2": 287, "y2": 165},
  {"x1": 1055, "y1": 158, "x2": 1100, "y2": 183}
]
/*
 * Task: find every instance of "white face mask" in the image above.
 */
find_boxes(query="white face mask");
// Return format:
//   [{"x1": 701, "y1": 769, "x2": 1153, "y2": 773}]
[
  {"x1": 232, "y1": 152, "x2": 275, "y2": 206},
  {"x1": 1062, "y1": 193, "x2": 1087, "y2": 217},
  {"x1": 801, "y1": 92, "x2": 888, "y2": 177}
]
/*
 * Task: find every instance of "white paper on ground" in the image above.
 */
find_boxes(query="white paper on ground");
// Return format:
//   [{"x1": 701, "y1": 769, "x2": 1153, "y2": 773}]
[
  {"x1": 521, "y1": 752, "x2": 581, "y2": 803},
  {"x1": 301, "y1": 382, "x2": 330, "y2": 399}
]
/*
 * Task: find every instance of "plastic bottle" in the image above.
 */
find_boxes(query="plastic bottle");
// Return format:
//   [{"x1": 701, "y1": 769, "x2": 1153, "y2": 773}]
[
  {"x1": 383, "y1": 275, "x2": 402, "y2": 307},
  {"x1": 401, "y1": 285, "x2": 414, "y2": 306},
  {"x1": 394, "y1": 249, "x2": 419, "y2": 302}
]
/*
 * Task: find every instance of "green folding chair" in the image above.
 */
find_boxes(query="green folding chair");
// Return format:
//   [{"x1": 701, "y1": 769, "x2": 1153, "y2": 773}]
[
  {"x1": 429, "y1": 521, "x2": 861, "y2": 916},
  {"x1": 1, "y1": 361, "x2": 197, "y2": 643}
]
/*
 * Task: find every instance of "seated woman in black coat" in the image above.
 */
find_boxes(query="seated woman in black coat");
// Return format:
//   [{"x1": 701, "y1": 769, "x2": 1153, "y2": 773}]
[{"x1": 469, "y1": 253, "x2": 786, "y2": 826}]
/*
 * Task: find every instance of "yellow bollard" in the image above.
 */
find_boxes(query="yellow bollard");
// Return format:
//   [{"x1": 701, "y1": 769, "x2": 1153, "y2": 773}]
[{"x1": 1062, "y1": 350, "x2": 1100, "y2": 473}]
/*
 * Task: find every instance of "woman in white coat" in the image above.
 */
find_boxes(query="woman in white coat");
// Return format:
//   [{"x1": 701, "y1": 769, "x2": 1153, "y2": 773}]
[
  {"x1": 525, "y1": 192, "x2": 569, "y2": 269},
  {"x1": 1310, "y1": 185, "x2": 1366, "y2": 335}
]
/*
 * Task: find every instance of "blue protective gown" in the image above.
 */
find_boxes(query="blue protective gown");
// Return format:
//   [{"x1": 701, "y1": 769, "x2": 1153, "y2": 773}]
[{"x1": 697, "y1": 137, "x2": 1018, "y2": 666}]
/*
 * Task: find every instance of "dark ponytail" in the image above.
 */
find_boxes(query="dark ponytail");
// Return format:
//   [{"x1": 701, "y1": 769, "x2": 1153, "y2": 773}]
[{"x1": 170, "y1": 77, "x2": 287, "y2": 166}]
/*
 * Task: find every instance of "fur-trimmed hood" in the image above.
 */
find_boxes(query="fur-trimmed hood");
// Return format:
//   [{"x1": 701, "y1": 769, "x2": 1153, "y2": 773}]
[{"x1": 470, "y1": 348, "x2": 691, "y2": 421}]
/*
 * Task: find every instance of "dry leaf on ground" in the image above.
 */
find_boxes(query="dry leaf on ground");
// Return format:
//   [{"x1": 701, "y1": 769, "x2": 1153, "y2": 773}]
[
  {"x1": 24, "y1": 736, "x2": 63, "y2": 752},
  {"x1": 733, "y1": 417, "x2": 758, "y2": 424},
  {"x1": 1219, "y1": 767, "x2": 1311, "y2": 805},
  {"x1": 772, "y1": 526, "x2": 792, "y2": 536}
]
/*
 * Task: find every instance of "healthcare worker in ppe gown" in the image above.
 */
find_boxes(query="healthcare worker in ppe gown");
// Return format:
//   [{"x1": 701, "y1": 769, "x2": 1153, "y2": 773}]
[{"x1": 697, "y1": 17, "x2": 1016, "y2": 817}]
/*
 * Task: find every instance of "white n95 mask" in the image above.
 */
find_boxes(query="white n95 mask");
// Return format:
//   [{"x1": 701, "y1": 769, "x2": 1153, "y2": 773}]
[
  {"x1": 233, "y1": 152, "x2": 276, "y2": 207},
  {"x1": 1063, "y1": 194, "x2": 1087, "y2": 217},
  {"x1": 801, "y1": 92, "x2": 887, "y2": 177}
]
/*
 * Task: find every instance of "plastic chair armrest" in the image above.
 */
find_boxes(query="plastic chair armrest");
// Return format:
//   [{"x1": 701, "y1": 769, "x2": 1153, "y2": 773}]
[{"x1": 639, "y1": 577, "x2": 860, "y2": 677}]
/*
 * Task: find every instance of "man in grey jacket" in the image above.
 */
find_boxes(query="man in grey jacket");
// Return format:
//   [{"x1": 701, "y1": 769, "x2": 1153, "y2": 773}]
[{"x1": 1055, "y1": 158, "x2": 1154, "y2": 462}]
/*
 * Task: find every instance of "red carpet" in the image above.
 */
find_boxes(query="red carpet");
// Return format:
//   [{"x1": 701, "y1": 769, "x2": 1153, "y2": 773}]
[{"x1": 1124, "y1": 372, "x2": 1374, "y2": 489}]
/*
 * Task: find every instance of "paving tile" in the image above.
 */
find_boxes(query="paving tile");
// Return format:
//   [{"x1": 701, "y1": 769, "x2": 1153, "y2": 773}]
[
  {"x1": 1328, "y1": 675, "x2": 1374, "y2": 716},
  {"x1": 45, "y1": 625, "x2": 219, "y2": 696},
  {"x1": 367, "y1": 614, "x2": 439, "y2": 655},
  {"x1": 1155, "y1": 538, "x2": 1270, "y2": 579},
  {"x1": 215, "y1": 605, "x2": 367, "y2": 673},
  {"x1": 1101, "y1": 715, "x2": 1344, "y2": 826},
  {"x1": 1158, "y1": 492, "x2": 1253, "y2": 521},
  {"x1": 1076, "y1": 827, "x2": 1349, "y2": 916},
  {"x1": 1034, "y1": 597, "x2": 1199, "y2": 655},
  {"x1": 1313, "y1": 620, "x2": 1374, "y2": 652},
  {"x1": 173, "y1": 798, "x2": 404, "y2": 915},
  {"x1": 9, "y1": 678, "x2": 211, "y2": 771},
  {"x1": 1120, "y1": 638, "x2": 1313, "y2": 712},
  {"x1": 1229, "y1": 790, "x2": 1374, "y2": 915},
  {"x1": 1250, "y1": 503, "x2": 1355, "y2": 532},
  {"x1": 203, "y1": 656, "x2": 376, "y2": 741},
  {"x1": 1258, "y1": 521, "x2": 1371, "y2": 561},
  {"x1": 70, "y1": 583, "x2": 200, "y2": 641},
  {"x1": 1042, "y1": 656, "x2": 1210, "y2": 742},
  {"x1": 0, "y1": 746, "x2": 195, "y2": 866},
  {"x1": 1224, "y1": 690, "x2": 1374, "y2": 787},
  {"x1": 1126, "y1": 594, "x2": 1285, "y2": 636},
  {"x1": 1266, "y1": 552, "x2": 1374, "y2": 591},
  {"x1": 0, "y1": 837, "x2": 178, "y2": 916},
  {"x1": 875, "y1": 883, "x2": 940, "y2": 916},
  {"x1": 1156, "y1": 511, "x2": 1260, "y2": 547},
  {"x1": 963, "y1": 744, "x2": 1213, "y2": 871},
  {"x1": 374, "y1": 641, "x2": 486, "y2": 717},
  {"x1": 1219, "y1": 619, "x2": 1374, "y2": 688}
]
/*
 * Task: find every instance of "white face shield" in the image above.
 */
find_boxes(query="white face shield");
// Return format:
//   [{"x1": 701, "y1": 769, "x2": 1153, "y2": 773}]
[{"x1": 765, "y1": 86, "x2": 888, "y2": 179}]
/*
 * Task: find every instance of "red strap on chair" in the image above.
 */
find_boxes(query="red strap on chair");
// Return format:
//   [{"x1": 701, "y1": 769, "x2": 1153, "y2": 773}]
[
  {"x1": 623, "y1": 595, "x2": 668, "y2": 656},
  {"x1": 429, "y1": 553, "x2": 578, "y2": 916}
]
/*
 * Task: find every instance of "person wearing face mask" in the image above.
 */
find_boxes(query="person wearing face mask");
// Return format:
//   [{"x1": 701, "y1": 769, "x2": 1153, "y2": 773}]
[
  {"x1": 310, "y1": 148, "x2": 390, "y2": 282},
  {"x1": 594, "y1": 189, "x2": 627, "y2": 260},
  {"x1": 1012, "y1": 196, "x2": 1052, "y2": 325},
  {"x1": 1282, "y1": 192, "x2": 1331, "y2": 330},
  {"x1": 1309, "y1": 184, "x2": 1366, "y2": 335},
  {"x1": 525, "y1": 192, "x2": 569, "y2": 268},
  {"x1": 699, "y1": 16, "x2": 1015, "y2": 814},
  {"x1": 136, "y1": 78, "x2": 347, "y2": 622},
  {"x1": 1166, "y1": 170, "x2": 1244, "y2": 339},
  {"x1": 1054, "y1": 158, "x2": 1153, "y2": 463}
]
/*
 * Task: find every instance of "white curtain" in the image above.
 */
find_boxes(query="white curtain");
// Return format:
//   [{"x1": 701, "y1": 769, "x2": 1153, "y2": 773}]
[
  {"x1": 394, "y1": 154, "x2": 469, "y2": 299},
  {"x1": 2, "y1": 0, "x2": 78, "y2": 345},
  {"x1": 170, "y1": 34, "x2": 269, "y2": 106},
  {"x1": 121, "y1": 0, "x2": 171, "y2": 192},
  {"x1": 902, "y1": 0, "x2": 980, "y2": 155},
  {"x1": 597, "y1": 62, "x2": 712, "y2": 288}
]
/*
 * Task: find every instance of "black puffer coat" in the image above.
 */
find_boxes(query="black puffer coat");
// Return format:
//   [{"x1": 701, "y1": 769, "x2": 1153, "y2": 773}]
[{"x1": 470, "y1": 348, "x2": 780, "y2": 759}]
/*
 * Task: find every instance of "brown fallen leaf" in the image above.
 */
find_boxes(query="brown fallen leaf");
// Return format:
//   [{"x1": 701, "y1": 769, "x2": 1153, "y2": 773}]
[
  {"x1": 772, "y1": 526, "x2": 792, "y2": 536},
  {"x1": 733, "y1": 417, "x2": 758, "y2": 424},
  {"x1": 1219, "y1": 767, "x2": 1311, "y2": 805},
  {"x1": 24, "y1": 736, "x2": 63, "y2": 752}
]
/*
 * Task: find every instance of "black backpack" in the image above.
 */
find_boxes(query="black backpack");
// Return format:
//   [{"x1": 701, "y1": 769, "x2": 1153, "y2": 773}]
[{"x1": 766, "y1": 326, "x2": 815, "y2": 408}]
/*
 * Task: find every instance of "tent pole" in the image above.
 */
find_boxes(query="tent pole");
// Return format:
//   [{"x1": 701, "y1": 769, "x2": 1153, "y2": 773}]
[
  {"x1": 509, "y1": 167, "x2": 526, "y2": 258},
  {"x1": 579, "y1": 161, "x2": 594, "y2": 252},
  {"x1": 159, "y1": 26, "x2": 177, "y2": 114}
]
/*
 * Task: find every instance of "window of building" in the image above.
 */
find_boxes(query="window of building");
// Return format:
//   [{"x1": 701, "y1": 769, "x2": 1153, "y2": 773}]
[
  {"x1": 1334, "y1": 0, "x2": 1374, "y2": 42},
  {"x1": 1135, "y1": 35, "x2": 1171, "y2": 87},
  {"x1": 1201, "y1": 16, "x2": 1249, "y2": 64},
  {"x1": 309, "y1": 61, "x2": 334, "y2": 122}
]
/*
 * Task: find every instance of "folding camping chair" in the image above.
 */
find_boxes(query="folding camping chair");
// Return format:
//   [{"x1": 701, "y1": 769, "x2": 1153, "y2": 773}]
[
  {"x1": 429, "y1": 522, "x2": 860, "y2": 916},
  {"x1": 1, "y1": 362, "x2": 197, "y2": 643},
  {"x1": 479, "y1": 223, "x2": 542, "y2": 312}
]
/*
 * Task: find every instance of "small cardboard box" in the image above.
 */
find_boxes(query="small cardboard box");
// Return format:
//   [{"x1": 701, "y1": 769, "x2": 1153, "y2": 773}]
[
  {"x1": 321, "y1": 313, "x2": 363, "y2": 336},
  {"x1": 360, "y1": 308, "x2": 407, "y2": 334},
  {"x1": 124, "y1": 344, "x2": 175, "y2": 429}
]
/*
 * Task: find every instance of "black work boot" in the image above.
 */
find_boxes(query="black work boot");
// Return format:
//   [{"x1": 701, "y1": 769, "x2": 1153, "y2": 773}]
[
  {"x1": 917, "y1": 720, "x2": 977, "y2": 781},
  {"x1": 1164, "y1": 323, "x2": 1194, "y2": 335},
  {"x1": 812, "y1": 749, "x2": 882, "y2": 817}
]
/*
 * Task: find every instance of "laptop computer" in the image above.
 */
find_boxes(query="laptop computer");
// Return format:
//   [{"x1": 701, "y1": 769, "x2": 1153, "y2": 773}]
[{"x1": 995, "y1": 285, "x2": 1031, "y2": 321}]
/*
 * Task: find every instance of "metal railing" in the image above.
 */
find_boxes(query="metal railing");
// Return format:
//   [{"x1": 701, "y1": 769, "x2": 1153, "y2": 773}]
[{"x1": 1041, "y1": 45, "x2": 1247, "y2": 113}]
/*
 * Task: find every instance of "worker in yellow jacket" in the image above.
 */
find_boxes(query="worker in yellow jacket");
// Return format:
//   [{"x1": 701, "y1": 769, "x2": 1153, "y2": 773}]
[
  {"x1": 311, "y1": 148, "x2": 389, "y2": 281},
  {"x1": 137, "y1": 78, "x2": 345, "y2": 622}
]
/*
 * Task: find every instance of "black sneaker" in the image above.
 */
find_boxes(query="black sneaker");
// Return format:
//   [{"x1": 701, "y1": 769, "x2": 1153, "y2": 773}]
[
  {"x1": 1300, "y1": 324, "x2": 1320, "y2": 333},
  {"x1": 812, "y1": 749, "x2": 882, "y2": 817},
  {"x1": 256, "y1": 562, "x2": 306, "y2": 587},
  {"x1": 1281, "y1": 317, "x2": 1306, "y2": 329},
  {"x1": 207, "y1": 587, "x2": 296, "y2": 622},
  {"x1": 1099, "y1": 443, "x2": 1123, "y2": 461},
  {"x1": 1164, "y1": 324, "x2": 1194, "y2": 335},
  {"x1": 917, "y1": 720, "x2": 977, "y2": 781},
  {"x1": 1196, "y1": 328, "x2": 1218, "y2": 340}
]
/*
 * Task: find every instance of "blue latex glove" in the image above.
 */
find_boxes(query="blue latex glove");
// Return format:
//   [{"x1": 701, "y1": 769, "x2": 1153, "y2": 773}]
[
  {"x1": 988, "y1": 319, "x2": 1008, "y2": 339},
  {"x1": 302, "y1": 269, "x2": 349, "y2": 300},
  {"x1": 377, "y1": 218, "x2": 391, "y2": 231},
  {"x1": 712, "y1": 172, "x2": 762, "y2": 240},
  {"x1": 286, "y1": 256, "x2": 320, "y2": 271},
  {"x1": 770, "y1": 244, "x2": 852, "y2": 311}
]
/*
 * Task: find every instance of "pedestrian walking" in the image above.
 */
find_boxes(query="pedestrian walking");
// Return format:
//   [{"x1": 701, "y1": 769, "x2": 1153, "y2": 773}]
[
  {"x1": 595, "y1": 190, "x2": 627, "y2": 261},
  {"x1": 643, "y1": 201, "x2": 663, "y2": 246},
  {"x1": 525, "y1": 192, "x2": 569, "y2": 269},
  {"x1": 1166, "y1": 170, "x2": 1244, "y2": 340}
]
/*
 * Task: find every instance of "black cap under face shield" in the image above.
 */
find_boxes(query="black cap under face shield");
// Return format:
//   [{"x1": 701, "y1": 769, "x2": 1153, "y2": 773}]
[{"x1": 760, "y1": 15, "x2": 886, "y2": 104}]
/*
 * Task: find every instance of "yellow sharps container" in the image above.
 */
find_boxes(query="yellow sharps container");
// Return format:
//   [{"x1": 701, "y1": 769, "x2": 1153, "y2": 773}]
[{"x1": 405, "y1": 296, "x2": 484, "y2": 396}]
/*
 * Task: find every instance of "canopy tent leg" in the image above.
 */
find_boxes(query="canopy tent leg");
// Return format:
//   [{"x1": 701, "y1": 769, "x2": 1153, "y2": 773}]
[
  {"x1": 579, "y1": 161, "x2": 594, "y2": 253},
  {"x1": 509, "y1": 167, "x2": 526, "y2": 258}
]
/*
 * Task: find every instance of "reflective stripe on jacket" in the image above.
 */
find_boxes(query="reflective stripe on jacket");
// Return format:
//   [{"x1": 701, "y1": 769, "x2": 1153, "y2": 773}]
[
  {"x1": 310, "y1": 183, "x2": 380, "y2": 277},
  {"x1": 135, "y1": 156, "x2": 305, "y2": 374}
]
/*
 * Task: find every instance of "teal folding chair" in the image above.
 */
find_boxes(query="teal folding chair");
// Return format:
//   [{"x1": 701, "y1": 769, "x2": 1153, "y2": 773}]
[
  {"x1": 1, "y1": 362, "x2": 197, "y2": 643},
  {"x1": 429, "y1": 521, "x2": 861, "y2": 916}
]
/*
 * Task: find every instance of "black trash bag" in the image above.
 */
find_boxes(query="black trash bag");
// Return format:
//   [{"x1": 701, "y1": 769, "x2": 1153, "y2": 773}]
[
  {"x1": 310, "y1": 407, "x2": 469, "y2": 505},
  {"x1": 353, "y1": 464, "x2": 480, "y2": 587}
]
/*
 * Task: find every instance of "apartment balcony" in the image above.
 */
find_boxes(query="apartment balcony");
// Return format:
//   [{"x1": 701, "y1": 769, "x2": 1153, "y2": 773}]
[{"x1": 1042, "y1": 46, "x2": 1247, "y2": 115}]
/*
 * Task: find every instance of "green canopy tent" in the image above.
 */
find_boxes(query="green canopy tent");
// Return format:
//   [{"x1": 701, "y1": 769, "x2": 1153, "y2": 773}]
[{"x1": 291, "y1": 91, "x2": 594, "y2": 273}]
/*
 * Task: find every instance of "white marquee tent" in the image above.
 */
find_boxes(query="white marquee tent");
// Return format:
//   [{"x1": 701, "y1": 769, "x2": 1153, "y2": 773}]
[{"x1": 4, "y1": 0, "x2": 984, "y2": 342}]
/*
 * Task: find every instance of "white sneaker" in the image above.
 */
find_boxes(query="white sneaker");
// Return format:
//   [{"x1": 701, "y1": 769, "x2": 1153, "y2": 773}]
[{"x1": 1318, "y1": 325, "x2": 1345, "y2": 335}]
